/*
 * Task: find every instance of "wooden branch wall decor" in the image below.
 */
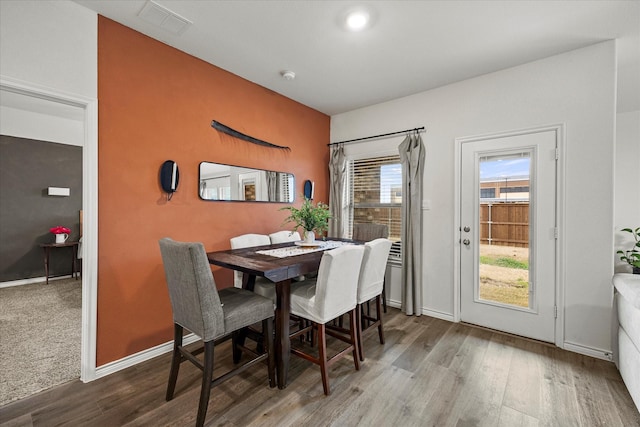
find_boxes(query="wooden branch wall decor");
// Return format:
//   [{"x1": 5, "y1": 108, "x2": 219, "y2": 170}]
[{"x1": 211, "y1": 120, "x2": 291, "y2": 151}]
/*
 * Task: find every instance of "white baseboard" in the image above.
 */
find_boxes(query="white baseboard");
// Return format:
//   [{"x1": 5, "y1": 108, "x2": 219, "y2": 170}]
[
  {"x1": 421, "y1": 308, "x2": 455, "y2": 322},
  {"x1": 563, "y1": 341, "x2": 613, "y2": 361},
  {"x1": 0, "y1": 275, "x2": 75, "y2": 289},
  {"x1": 386, "y1": 298, "x2": 455, "y2": 322},
  {"x1": 92, "y1": 333, "x2": 200, "y2": 381},
  {"x1": 387, "y1": 299, "x2": 401, "y2": 310},
  {"x1": 389, "y1": 298, "x2": 612, "y2": 363}
]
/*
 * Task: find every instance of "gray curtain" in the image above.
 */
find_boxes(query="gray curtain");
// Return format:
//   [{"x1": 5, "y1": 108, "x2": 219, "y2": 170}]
[
  {"x1": 398, "y1": 132, "x2": 425, "y2": 316},
  {"x1": 328, "y1": 144, "x2": 346, "y2": 238},
  {"x1": 266, "y1": 171, "x2": 277, "y2": 201}
]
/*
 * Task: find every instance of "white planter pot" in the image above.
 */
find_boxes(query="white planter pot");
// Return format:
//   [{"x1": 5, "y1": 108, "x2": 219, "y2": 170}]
[{"x1": 303, "y1": 230, "x2": 315, "y2": 243}]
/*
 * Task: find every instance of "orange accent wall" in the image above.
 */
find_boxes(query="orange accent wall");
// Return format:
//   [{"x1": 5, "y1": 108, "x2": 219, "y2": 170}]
[{"x1": 97, "y1": 17, "x2": 329, "y2": 366}]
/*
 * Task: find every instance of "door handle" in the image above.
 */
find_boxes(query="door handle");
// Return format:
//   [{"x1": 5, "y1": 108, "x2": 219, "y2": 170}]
[{"x1": 463, "y1": 239, "x2": 470, "y2": 246}]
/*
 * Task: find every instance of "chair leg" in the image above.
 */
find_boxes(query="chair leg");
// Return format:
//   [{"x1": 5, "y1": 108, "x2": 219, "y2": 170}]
[
  {"x1": 348, "y1": 309, "x2": 360, "y2": 371},
  {"x1": 317, "y1": 323, "x2": 330, "y2": 395},
  {"x1": 264, "y1": 318, "x2": 276, "y2": 388},
  {"x1": 299, "y1": 318, "x2": 306, "y2": 343},
  {"x1": 382, "y1": 277, "x2": 388, "y2": 313},
  {"x1": 166, "y1": 323, "x2": 183, "y2": 401},
  {"x1": 366, "y1": 301, "x2": 371, "y2": 327},
  {"x1": 196, "y1": 340, "x2": 215, "y2": 427},
  {"x1": 376, "y1": 295, "x2": 385, "y2": 344},
  {"x1": 309, "y1": 321, "x2": 315, "y2": 348},
  {"x1": 232, "y1": 328, "x2": 248, "y2": 364},
  {"x1": 356, "y1": 303, "x2": 365, "y2": 362}
]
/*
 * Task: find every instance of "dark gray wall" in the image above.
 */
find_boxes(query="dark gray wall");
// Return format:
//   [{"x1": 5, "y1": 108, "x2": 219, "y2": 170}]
[{"x1": 0, "y1": 135, "x2": 82, "y2": 282}]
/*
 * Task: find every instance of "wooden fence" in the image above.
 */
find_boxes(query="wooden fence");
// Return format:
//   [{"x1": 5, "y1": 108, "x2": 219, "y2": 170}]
[{"x1": 480, "y1": 202, "x2": 529, "y2": 248}]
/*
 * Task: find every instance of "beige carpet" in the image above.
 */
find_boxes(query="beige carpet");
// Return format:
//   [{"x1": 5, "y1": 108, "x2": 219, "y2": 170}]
[{"x1": 0, "y1": 278, "x2": 81, "y2": 406}]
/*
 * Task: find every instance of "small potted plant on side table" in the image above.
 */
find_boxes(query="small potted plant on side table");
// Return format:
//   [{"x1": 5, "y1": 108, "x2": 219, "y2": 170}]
[
  {"x1": 50, "y1": 225, "x2": 71, "y2": 244},
  {"x1": 280, "y1": 197, "x2": 331, "y2": 244},
  {"x1": 617, "y1": 227, "x2": 640, "y2": 274}
]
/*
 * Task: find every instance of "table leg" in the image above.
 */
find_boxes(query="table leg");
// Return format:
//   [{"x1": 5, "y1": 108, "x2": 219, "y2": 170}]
[
  {"x1": 243, "y1": 273, "x2": 256, "y2": 292},
  {"x1": 275, "y1": 279, "x2": 291, "y2": 389},
  {"x1": 72, "y1": 244, "x2": 78, "y2": 280},
  {"x1": 42, "y1": 247, "x2": 51, "y2": 285}
]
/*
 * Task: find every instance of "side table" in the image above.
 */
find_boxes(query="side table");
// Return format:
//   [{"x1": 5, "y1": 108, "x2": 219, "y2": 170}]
[{"x1": 39, "y1": 241, "x2": 80, "y2": 284}]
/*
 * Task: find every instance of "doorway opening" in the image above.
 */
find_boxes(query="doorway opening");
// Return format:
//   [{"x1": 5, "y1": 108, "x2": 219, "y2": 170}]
[
  {"x1": 456, "y1": 126, "x2": 563, "y2": 345},
  {"x1": 0, "y1": 77, "x2": 98, "y2": 390}
]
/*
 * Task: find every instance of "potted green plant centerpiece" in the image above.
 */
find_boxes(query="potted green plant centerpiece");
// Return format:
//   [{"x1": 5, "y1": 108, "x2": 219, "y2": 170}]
[
  {"x1": 617, "y1": 227, "x2": 640, "y2": 274},
  {"x1": 280, "y1": 197, "x2": 331, "y2": 243}
]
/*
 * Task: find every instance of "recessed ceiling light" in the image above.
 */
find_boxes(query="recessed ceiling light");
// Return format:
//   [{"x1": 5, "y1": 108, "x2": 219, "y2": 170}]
[
  {"x1": 346, "y1": 11, "x2": 369, "y2": 31},
  {"x1": 340, "y1": 6, "x2": 375, "y2": 32}
]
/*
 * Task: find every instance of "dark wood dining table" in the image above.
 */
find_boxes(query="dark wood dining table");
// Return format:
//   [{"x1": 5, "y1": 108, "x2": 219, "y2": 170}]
[{"x1": 207, "y1": 240, "x2": 350, "y2": 389}]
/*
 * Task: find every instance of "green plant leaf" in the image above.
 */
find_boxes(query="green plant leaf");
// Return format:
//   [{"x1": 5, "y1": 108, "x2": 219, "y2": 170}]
[
  {"x1": 279, "y1": 196, "x2": 331, "y2": 234},
  {"x1": 618, "y1": 226, "x2": 640, "y2": 267}
]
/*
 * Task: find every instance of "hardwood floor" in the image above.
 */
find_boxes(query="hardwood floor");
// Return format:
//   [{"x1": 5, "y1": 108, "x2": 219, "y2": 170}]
[{"x1": 1, "y1": 308, "x2": 638, "y2": 426}]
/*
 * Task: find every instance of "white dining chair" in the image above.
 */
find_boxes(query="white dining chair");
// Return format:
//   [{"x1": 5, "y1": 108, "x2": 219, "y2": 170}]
[
  {"x1": 352, "y1": 223, "x2": 390, "y2": 313},
  {"x1": 288, "y1": 244, "x2": 365, "y2": 395},
  {"x1": 269, "y1": 230, "x2": 307, "y2": 281},
  {"x1": 230, "y1": 233, "x2": 275, "y2": 301},
  {"x1": 269, "y1": 230, "x2": 301, "y2": 244},
  {"x1": 355, "y1": 238, "x2": 392, "y2": 361}
]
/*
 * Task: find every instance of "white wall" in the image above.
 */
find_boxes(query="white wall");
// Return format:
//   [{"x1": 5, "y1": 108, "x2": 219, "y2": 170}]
[
  {"x1": 0, "y1": 0, "x2": 97, "y2": 98},
  {"x1": 0, "y1": 0, "x2": 99, "y2": 381},
  {"x1": 332, "y1": 41, "x2": 616, "y2": 354},
  {"x1": 0, "y1": 0, "x2": 95, "y2": 145},
  {"x1": 0, "y1": 105, "x2": 84, "y2": 146},
  {"x1": 614, "y1": 110, "x2": 640, "y2": 273}
]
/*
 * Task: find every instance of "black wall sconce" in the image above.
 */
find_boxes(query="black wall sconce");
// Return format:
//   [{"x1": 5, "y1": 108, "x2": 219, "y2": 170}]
[
  {"x1": 160, "y1": 160, "x2": 179, "y2": 201},
  {"x1": 304, "y1": 180, "x2": 314, "y2": 200}
]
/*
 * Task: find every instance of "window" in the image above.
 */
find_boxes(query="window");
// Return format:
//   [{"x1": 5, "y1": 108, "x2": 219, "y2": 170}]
[
  {"x1": 480, "y1": 188, "x2": 496, "y2": 199},
  {"x1": 279, "y1": 173, "x2": 293, "y2": 203},
  {"x1": 201, "y1": 176, "x2": 231, "y2": 200},
  {"x1": 499, "y1": 186, "x2": 529, "y2": 194},
  {"x1": 346, "y1": 155, "x2": 402, "y2": 265}
]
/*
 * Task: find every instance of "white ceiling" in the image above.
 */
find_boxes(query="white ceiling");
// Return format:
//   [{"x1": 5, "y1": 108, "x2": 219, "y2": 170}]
[{"x1": 75, "y1": 1, "x2": 640, "y2": 115}]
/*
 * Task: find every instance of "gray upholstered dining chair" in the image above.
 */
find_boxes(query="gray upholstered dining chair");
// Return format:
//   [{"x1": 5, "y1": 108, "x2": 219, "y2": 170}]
[
  {"x1": 159, "y1": 238, "x2": 275, "y2": 427},
  {"x1": 288, "y1": 244, "x2": 365, "y2": 395},
  {"x1": 355, "y1": 238, "x2": 392, "y2": 361},
  {"x1": 352, "y1": 223, "x2": 390, "y2": 313}
]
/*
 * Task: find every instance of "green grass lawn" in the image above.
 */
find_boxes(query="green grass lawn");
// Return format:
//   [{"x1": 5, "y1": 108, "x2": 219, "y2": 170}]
[
  {"x1": 479, "y1": 255, "x2": 528, "y2": 270},
  {"x1": 479, "y1": 252, "x2": 529, "y2": 307},
  {"x1": 479, "y1": 281, "x2": 529, "y2": 307}
]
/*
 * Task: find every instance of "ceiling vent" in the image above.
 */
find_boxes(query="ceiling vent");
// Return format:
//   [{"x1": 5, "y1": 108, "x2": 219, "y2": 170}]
[{"x1": 138, "y1": 1, "x2": 193, "y2": 35}]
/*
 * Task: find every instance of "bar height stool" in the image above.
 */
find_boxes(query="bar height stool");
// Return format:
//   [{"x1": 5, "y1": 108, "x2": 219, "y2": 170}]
[
  {"x1": 355, "y1": 238, "x2": 392, "y2": 361},
  {"x1": 159, "y1": 238, "x2": 275, "y2": 427},
  {"x1": 352, "y1": 223, "x2": 390, "y2": 313},
  {"x1": 288, "y1": 245, "x2": 365, "y2": 395}
]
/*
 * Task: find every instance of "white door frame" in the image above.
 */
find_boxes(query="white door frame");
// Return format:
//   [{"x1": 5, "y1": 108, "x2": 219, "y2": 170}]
[
  {"x1": 1, "y1": 75, "x2": 99, "y2": 381},
  {"x1": 453, "y1": 124, "x2": 566, "y2": 348}
]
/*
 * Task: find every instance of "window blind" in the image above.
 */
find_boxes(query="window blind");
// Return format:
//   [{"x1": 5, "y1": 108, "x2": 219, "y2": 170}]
[{"x1": 347, "y1": 155, "x2": 402, "y2": 265}]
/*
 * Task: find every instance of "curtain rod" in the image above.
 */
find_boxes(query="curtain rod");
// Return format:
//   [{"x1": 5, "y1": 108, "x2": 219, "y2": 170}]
[{"x1": 328, "y1": 126, "x2": 425, "y2": 146}]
